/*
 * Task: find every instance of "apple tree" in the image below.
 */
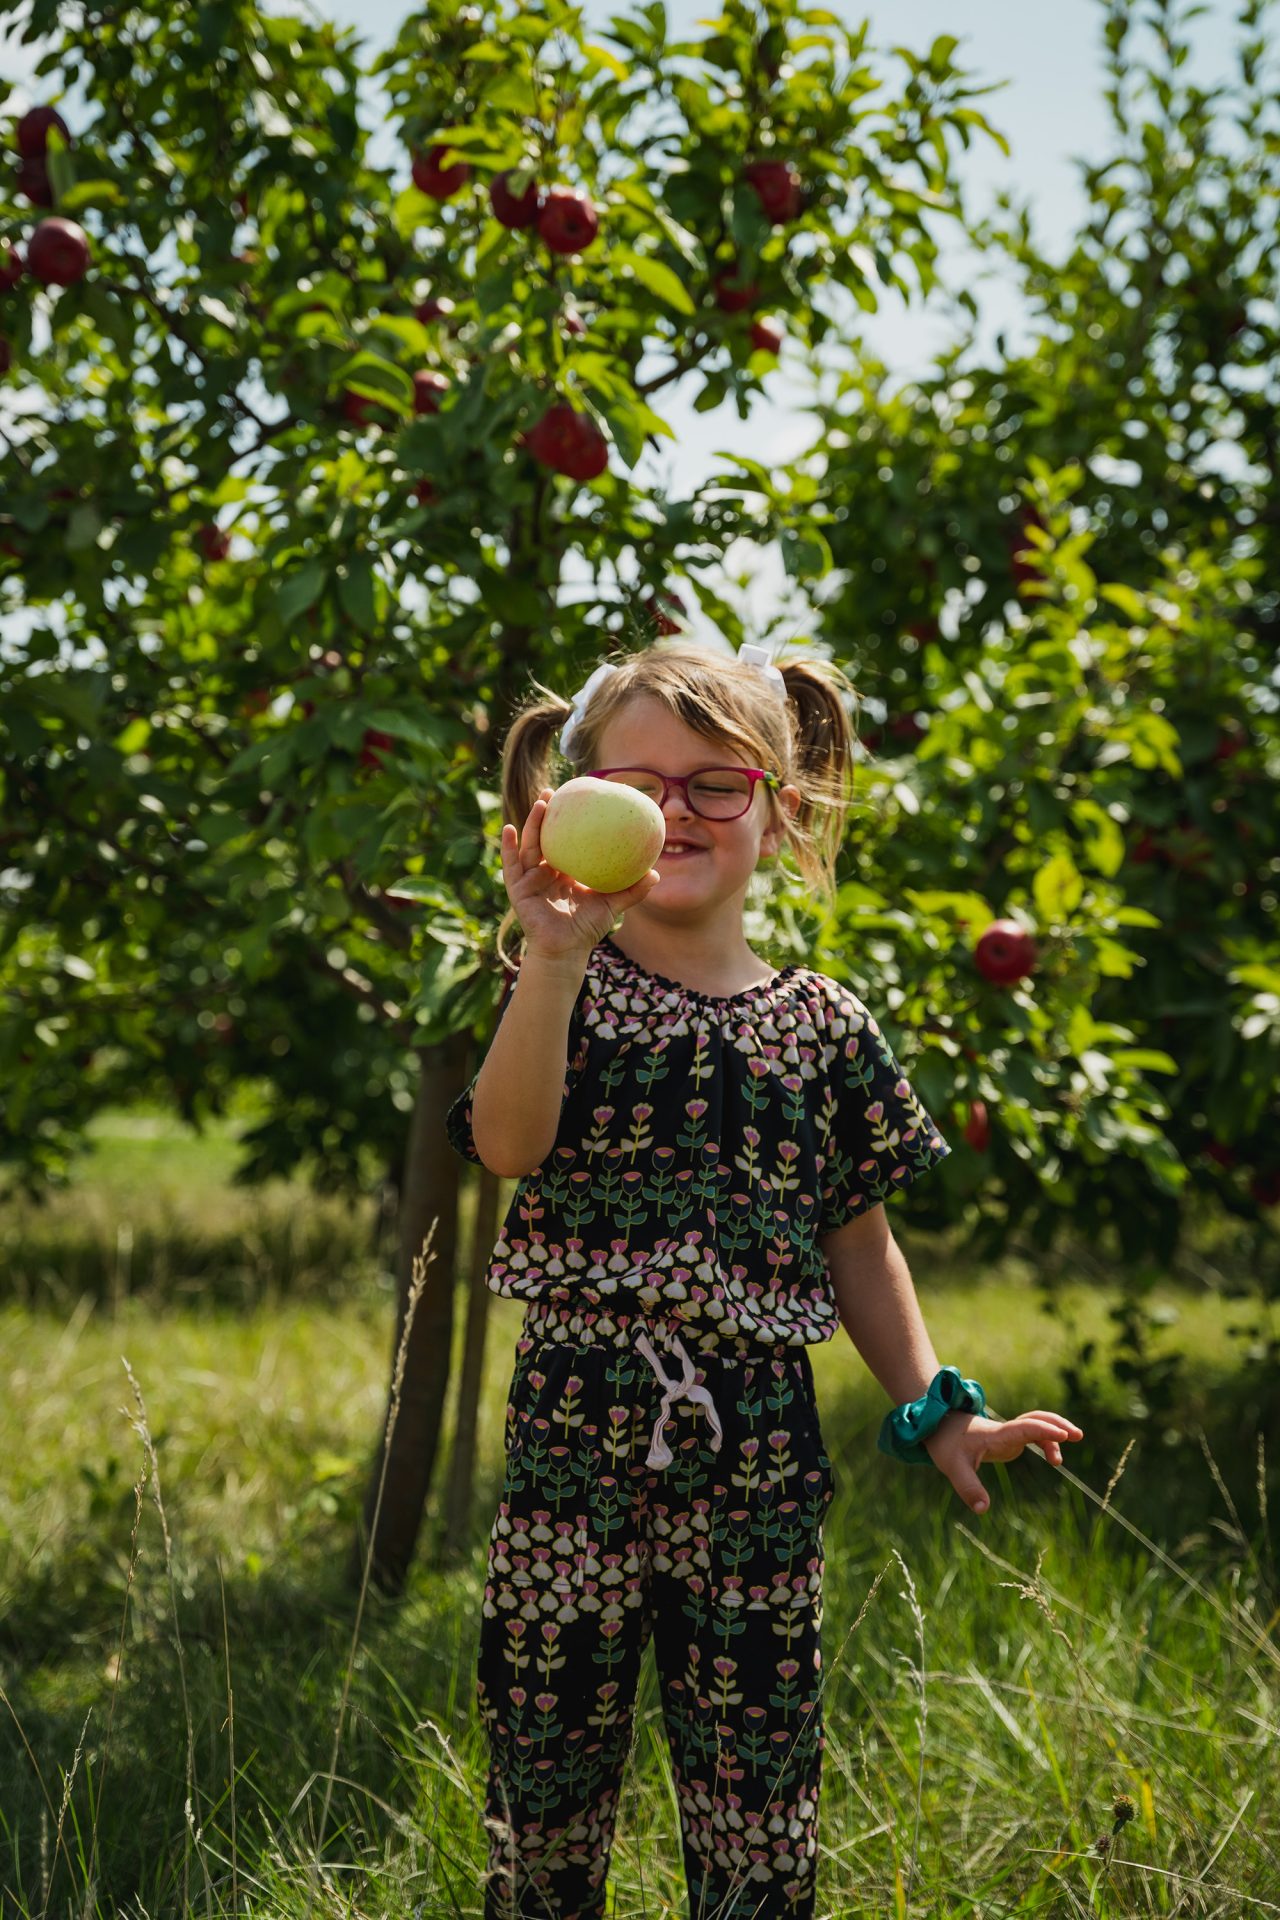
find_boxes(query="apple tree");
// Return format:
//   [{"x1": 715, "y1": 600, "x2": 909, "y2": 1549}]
[
  {"x1": 788, "y1": 0, "x2": 1279, "y2": 1429},
  {"x1": 0, "y1": 0, "x2": 1013, "y2": 1587}
]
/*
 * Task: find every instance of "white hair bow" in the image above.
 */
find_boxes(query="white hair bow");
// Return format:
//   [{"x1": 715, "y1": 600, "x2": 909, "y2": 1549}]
[{"x1": 557, "y1": 642, "x2": 787, "y2": 760}]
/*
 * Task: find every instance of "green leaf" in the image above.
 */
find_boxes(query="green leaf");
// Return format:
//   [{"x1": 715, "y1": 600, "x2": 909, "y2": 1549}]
[
  {"x1": 1098, "y1": 582, "x2": 1149, "y2": 622},
  {"x1": 693, "y1": 372, "x2": 727, "y2": 413},
  {"x1": 612, "y1": 179, "x2": 703, "y2": 268},
  {"x1": 276, "y1": 561, "x2": 327, "y2": 627},
  {"x1": 333, "y1": 352, "x2": 414, "y2": 408},
  {"x1": 362, "y1": 709, "x2": 450, "y2": 757},
  {"x1": 612, "y1": 246, "x2": 696, "y2": 315},
  {"x1": 780, "y1": 526, "x2": 832, "y2": 580},
  {"x1": 584, "y1": 40, "x2": 629, "y2": 78},
  {"x1": 1033, "y1": 852, "x2": 1084, "y2": 921},
  {"x1": 337, "y1": 558, "x2": 376, "y2": 632},
  {"x1": 114, "y1": 717, "x2": 151, "y2": 756},
  {"x1": 57, "y1": 178, "x2": 127, "y2": 214}
]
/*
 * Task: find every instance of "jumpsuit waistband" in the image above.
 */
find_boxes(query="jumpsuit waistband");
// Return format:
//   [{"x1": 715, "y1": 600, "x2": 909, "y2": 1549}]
[{"x1": 520, "y1": 1300, "x2": 786, "y2": 1472}]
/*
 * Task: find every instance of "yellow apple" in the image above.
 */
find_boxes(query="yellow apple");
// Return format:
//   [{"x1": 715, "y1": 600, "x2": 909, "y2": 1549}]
[{"x1": 540, "y1": 777, "x2": 666, "y2": 893}]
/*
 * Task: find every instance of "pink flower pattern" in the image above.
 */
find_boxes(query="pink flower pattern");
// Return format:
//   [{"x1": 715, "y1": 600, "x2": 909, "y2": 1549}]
[{"x1": 447, "y1": 935, "x2": 951, "y2": 1353}]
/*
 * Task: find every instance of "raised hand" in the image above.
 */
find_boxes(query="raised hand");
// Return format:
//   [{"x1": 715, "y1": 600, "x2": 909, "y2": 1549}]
[
  {"x1": 500, "y1": 787, "x2": 661, "y2": 965},
  {"x1": 924, "y1": 1407, "x2": 1085, "y2": 1516}
]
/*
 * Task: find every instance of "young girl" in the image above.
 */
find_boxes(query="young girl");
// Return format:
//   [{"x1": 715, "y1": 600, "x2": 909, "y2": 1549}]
[{"x1": 446, "y1": 640, "x2": 1083, "y2": 1920}]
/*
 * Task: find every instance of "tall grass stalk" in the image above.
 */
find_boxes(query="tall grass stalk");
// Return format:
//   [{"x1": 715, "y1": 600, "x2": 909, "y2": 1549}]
[
  {"x1": 123, "y1": 1358, "x2": 216, "y2": 1918},
  {"x1": 39, "y1": 1711, "x2": 89, "y2": 1920},
  {"x1": 309, "y1": 1218, "x2": 437, "y2": 1901},
  {"x1": 889, "y1": 1550, "x2": 927, "y2": 1911},
  {"x1": 218, "y1": 1557, "x2": 238, "y2": 1917},
  {"x1": 80, "y1": 1451, "x2": 148, "y2": 1917}
]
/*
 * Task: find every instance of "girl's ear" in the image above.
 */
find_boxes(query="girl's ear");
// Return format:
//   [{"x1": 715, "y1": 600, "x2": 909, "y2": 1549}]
[{"x1": 760, "y1": 783, "x2": 802, "y2": 855}]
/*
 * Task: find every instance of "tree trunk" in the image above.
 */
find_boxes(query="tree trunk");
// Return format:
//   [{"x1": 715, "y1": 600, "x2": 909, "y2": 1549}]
[
  {"x1": 441, "y1": 1163, "x2": 502, "y2": 1559},
  {"x1": 349, "y1": 1029, "x2": 473, "y2": 1595}
]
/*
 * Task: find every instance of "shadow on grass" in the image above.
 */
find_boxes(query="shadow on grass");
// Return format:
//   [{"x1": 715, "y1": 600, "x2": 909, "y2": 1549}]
[{"x1": 0, "y1": 1533, "x2": 490, "y2": 1917}]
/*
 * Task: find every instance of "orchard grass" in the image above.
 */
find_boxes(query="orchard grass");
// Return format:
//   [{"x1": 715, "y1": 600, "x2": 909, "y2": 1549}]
[{"x1": 1, "y1": 1110, "x2": 1278, "y2": 1916}]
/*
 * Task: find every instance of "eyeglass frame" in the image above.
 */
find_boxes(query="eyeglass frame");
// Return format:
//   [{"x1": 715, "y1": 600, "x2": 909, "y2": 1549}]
[{"x1": 586, "y1": 766, "x2": 782, "y2": 821}]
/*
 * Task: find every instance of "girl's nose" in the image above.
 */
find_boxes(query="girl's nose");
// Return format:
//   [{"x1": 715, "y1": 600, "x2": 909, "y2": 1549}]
[{"x1": 663, "y1": 784, "x2": 696, "y2": 819}]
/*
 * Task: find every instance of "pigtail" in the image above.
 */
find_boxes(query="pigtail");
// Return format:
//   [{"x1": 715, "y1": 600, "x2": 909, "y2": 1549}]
[
  {"x1": 494, "y1": 683, "x2": 575, "y2": 973},
  {"x1": 774, "y1": 656, "x2": 860, "y2": 908}
]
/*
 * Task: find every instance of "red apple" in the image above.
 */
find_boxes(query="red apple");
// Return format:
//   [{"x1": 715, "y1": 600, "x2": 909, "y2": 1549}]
[
  {"x1": 17, "y1": 107, "x2": 71, "y2": 158},
  {"x1": 750, "y1": 317, "x2": 783, "y2": 355},
  {"x1": 743, "y1": 158, "x2": 803, "y2": 224},
  {"x1": 413, "y1": 368, "x2": 450, "y2": 415},
  {"x1": 523, "y1": 402, "x2": 609, "y2": 482},
  {"x1": 713, "y1": 270, "x2": 760, "y2": 314},
  {"x1": 490, "y1": 169, "x2": 542, "y2": 228},
  {"x1": 197, "y1": 523, "x2": 230, "y2": 562},
  {"x1": 1203, "y1": 1139, "x2": 1237, "y2": 1169},
  {"x1": 1131, "y1": 830, "x2": 1160, "y2": 865},
  {"x1": 412, "y1": 141, "x2": 471, "y2": 198},
  {"x1": 0, "y1": 242, "x2": 24, "y2": 292},
  {"x1": 858, "y1": 725, "x2": 883, "y2": 753},
  {"x1": 16, "y1": 156, "x2": 53, "y2": 207},
  {"x1": 1212, "y1": 722, "x2": 1248, "y2": 761},
  {"x1": 241, "y1": 687, "x2": 273, "y2": 718},
  {"x1": 974, "y1": 918, "x2": 1037, "y2": 986},
  {"x1": 888, "y1": 712, "x2": 925, "y2": 745},
  {"x1": 412, "y1": 479, "x2": 439, "y2": 507},
  {"x1": 963, "y1": 1100, "x2": 991, "y2": 1152},
  {"x1": 413, "y1": 295, "x2": 455, "y2": 324},
  {"x1": 359, "y1": 727, "x2": 395, "y2": 771},
  {"x1": 537, "y1": 189, "x2": 599, "y2": 255},
  {"x1": 27, "y1": 216, "x2": 91, "y2": 286},
  {"x1": 0, "y1": 339, "x2": 10, "y2": 375}
]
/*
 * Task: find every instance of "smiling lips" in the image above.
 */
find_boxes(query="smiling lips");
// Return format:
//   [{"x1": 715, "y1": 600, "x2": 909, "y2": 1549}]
[{"x1": 662, "y1": 839, "x2": 705, "y2": 855}]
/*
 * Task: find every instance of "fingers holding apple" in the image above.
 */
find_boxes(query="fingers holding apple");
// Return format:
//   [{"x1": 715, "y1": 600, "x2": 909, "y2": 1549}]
[{"x1": 499, "y1": 783, "x2": 663, "y2": 958}]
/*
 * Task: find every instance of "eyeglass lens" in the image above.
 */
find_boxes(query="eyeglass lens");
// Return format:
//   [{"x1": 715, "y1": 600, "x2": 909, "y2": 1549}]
[{"x1": 599, "y1": 770, "x2": 754, "y2": 819}]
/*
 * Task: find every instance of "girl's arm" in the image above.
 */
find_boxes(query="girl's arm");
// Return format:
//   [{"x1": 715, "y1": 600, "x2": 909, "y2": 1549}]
[
  {"x1": 821, "y1": 1204, "x2": 1083, "y2": 1515},
  {"x1": 471, "y1": 951, "x2": 588, "y2": 1177}
]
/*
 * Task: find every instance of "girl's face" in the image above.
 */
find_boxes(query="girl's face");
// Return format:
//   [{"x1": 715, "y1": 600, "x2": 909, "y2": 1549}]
[{"x1": 592, "y1": 695, "x2": 801, "y2": 925}]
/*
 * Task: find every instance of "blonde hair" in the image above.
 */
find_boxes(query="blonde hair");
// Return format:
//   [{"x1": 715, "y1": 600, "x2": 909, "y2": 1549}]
[{"x1": 494, "y1": 640, "x2": 862, "y2": 971}]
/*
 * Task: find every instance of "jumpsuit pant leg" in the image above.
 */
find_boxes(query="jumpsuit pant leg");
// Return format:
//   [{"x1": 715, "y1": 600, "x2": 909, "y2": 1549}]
[{"x1": 476, "y1": 1312, "x2": 835, "y2": 1920}]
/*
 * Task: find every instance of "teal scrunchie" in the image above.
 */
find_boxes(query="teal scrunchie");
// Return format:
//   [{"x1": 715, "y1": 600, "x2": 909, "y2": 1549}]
[{"x1": 878, "y1": 1366, "x2": 989, "y2": 1463}]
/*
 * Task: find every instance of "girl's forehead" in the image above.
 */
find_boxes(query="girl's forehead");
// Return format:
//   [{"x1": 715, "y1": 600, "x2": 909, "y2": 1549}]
[{"x1": 597, "y1": 695, "x2": 744, "y2": 765}]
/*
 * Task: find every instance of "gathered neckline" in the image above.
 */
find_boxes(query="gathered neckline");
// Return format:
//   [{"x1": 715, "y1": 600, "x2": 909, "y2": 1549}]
[{"x1": 598, "y1": 935, "x2": 804, "y2": 1007}]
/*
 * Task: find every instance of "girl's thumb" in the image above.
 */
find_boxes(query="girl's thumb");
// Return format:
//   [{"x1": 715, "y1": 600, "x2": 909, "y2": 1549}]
[{"x1": 953, "y1": 1468, "x2": 989, "y2": 1515}]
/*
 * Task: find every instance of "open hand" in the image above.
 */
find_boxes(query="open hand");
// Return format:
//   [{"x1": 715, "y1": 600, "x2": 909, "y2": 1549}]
[{"x1": 924, "y1": 1408, "x2": 1084, "y2": 1516}]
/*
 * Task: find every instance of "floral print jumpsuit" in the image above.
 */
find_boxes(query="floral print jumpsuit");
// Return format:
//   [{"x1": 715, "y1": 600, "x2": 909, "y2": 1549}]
[{"x1": 446, "y1": 935, "x2": 950, "y2": 1919}]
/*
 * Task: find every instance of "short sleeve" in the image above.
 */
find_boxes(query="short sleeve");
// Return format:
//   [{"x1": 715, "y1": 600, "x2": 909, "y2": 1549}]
[
  {"x1": 444, "y1": 967, "x2": 589, "y2": 1168},
  {"x1": 818, "y1": 986, "x2": 951, "y2": 1231}
]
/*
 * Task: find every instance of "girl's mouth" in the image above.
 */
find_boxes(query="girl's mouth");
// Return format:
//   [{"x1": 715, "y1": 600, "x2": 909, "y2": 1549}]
[{"x1": 661, "y1": 842, "x2": 705, "y2": 860}]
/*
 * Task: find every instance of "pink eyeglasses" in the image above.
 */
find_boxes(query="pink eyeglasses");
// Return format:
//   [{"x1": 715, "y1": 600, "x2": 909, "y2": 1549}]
[{"x1": 587, "y1": 766, "x2": 780, "y2": 821}]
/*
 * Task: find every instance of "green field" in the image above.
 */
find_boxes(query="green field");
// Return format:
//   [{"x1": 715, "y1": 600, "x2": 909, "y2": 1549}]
[{"x1": 2, "y1": 1107, "x2": 1277, "y2": 1917}]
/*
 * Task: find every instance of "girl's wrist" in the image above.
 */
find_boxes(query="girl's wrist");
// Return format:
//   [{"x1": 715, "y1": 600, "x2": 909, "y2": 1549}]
[{"x1": 878, "y1": 1366, "x2": 989, "y2": 1464}]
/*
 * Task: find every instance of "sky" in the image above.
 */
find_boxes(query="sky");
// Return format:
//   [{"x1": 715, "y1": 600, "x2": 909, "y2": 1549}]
[{"x1": 0, "y1": 0, "x2": 1248, "y2": 642}]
